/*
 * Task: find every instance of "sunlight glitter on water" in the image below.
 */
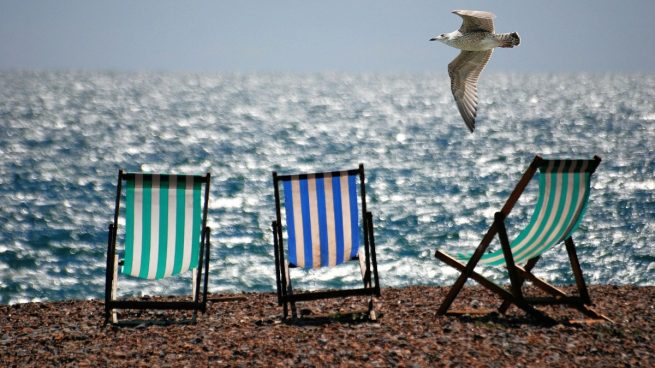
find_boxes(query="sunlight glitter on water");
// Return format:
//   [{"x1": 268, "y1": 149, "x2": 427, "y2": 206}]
[{"x1": 0, "y1": 71, "x2": 653, "y2": 304}]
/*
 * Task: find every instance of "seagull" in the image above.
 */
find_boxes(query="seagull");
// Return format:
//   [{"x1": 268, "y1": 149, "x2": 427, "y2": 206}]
[{"x1": 430, "y1": 10, "x2": 520, "y2": 132}]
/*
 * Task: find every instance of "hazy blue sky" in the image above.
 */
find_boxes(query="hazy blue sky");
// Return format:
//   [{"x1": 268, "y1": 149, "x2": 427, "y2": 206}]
[{"x1": 1, "y1": 0, "x2": 654, "y2": 73}]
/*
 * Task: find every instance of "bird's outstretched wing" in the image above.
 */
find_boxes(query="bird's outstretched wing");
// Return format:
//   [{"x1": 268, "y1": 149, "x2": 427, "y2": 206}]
[
  {"x1": 453, "y1": 10, "x2": 495, "y2": 33},
  {"x1": 448, "y1": 50, "x2": 493, "y2": 132}
]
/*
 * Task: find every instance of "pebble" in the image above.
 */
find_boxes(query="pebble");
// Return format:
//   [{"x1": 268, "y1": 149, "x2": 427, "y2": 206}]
[{"x1": 0, "y1": 285, "x2": 653, "y2": 366}]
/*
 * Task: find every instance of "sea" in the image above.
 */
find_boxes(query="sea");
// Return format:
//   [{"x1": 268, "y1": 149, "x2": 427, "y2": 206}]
[{"x1": 1, "y1": 71, "x2": 653, "y2": 305}]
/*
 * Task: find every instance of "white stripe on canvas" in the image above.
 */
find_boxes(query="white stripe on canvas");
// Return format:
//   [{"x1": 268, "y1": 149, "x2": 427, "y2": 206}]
[
  {"x1": 131, "y1": 174, "x2": 144, "y2": 277},
  {"x1": 147, "y1": 175, "x2": 160, "y2": 279},
  {"x1": 340, "y1": 173, "x2": 352, "y2": 261},
  {"x1": 307, "y1": 175, "x2": 321, "y2": 269},
  {"x1": 323, "y1": 173, "x2": 337, "y2": 267},
  {"x1": 182, "y1": 176, "x2": 194, "y2": 274}
]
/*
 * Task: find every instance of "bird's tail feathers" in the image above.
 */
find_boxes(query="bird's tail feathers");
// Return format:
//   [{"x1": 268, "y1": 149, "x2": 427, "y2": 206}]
[{"x1": 498, "y1": 32, "x2": 520, "y2": 48}]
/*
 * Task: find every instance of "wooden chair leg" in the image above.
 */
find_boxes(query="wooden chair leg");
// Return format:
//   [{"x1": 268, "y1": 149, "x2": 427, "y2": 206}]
[
  {"x1": 435, "y1": 251, "x2": 471, "y2": 315},
  {"x1": 290, "y1": 302, "x2": 297, "y2": 319},
  {"x1": 358, "y1": 249, "x2": 370, "y2": 288},
  {"x1": 357, "y1": 249, "x2": 377, "y2": 320},
  {"x1": 368, "y1": 296, "x2": 377, "y2": 321},
  {"x1": 366, "y1": 213, "x2": 381, "y2": 296},
  {"x1": 283, "y1": 263, "x2": 297, "y2": 319},
  {"x1": 190, "y1": 267, "x2": 200, "y2": 323},
  {"x1": 192, "y1": 270, "x2": 198, "y2": 303},
  {"x1": 437, "y1": 249, "x2": 556, "y2": 324},
  {"x1": 496, "y1": 213, "x2": 524, "y2": 301},
  {"x1": 498, "y1": 257, "x2": 540, "y2": 314},
  {"x1": 565, "y1": 237, "x2": 591, "y2": 304},
  {"x1": 111, "y1": 254, "x2": 118, "y2": 324},
  {"x1": 503, "y1": 256, "x2": 612, "y2": 322},
  {"x1": 564, "y1": 237, "x2": 612, "y2": 321},
  {"x1": 435, "y1": 223, "x2": 498, "y2": 315},
  {"x1": 104, "y1": 225, "x2": 115, "y2": 325}
]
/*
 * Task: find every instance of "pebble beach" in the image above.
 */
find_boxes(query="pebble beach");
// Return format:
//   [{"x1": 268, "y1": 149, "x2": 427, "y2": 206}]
[{"x1": 2, "y1": 285, "x2": 654, "y2": 367}]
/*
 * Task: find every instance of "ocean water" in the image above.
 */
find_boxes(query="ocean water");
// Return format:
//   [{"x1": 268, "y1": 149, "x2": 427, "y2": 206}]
[{"x1": 0, "y1": 71, "x2": 653, "y2": 305}]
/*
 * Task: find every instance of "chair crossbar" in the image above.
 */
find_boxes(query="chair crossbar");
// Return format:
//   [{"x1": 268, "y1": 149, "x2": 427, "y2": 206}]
[
  {"x1": 108, "y1": 300, "x2": 206, "y2": 311},
  {"x1": 280, "y1": 287, "x2": 380, "y2": 303}
]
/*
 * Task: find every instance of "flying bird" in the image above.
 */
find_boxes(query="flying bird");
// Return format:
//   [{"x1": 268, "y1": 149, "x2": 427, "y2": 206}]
[{"x1": 431, "y1": 10, "x2": 520, "y2": 132}]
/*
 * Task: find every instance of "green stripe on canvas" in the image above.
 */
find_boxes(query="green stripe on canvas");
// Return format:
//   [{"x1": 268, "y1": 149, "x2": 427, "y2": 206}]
[
  {"x1": 139, "y1": 176, "x2": 152, "y2": 279},
  {"x1": 156, "y1": 176, "x2": 169, "y2": 279},
  {"x1": 124, "y1": 177, "x2": 136, "y2": 275},
  {"x1": 173, "y1": 177, "x2": 186, "y2": 275}
]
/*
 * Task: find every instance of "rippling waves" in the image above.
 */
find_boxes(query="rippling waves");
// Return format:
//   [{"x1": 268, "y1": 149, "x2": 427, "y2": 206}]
[{"x1": 1, "y1": 71, "x2": 653, "y2": 304}]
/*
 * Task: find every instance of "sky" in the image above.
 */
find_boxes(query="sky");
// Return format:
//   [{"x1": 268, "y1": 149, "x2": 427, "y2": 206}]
[{"x1": 1, "y1": 0, "x2": 654, "y2": 73}]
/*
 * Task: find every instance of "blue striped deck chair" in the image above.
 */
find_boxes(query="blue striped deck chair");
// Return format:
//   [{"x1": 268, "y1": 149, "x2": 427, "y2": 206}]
[
  {"x1": 105, "y1": 171, "x2": 211, "y2": 324},
  {"x1": 272, "y1": 164, "x2": 380, "y2": 320},
  {"x1": 435, "y1": 156, "x2": 611, "y2": 324}
]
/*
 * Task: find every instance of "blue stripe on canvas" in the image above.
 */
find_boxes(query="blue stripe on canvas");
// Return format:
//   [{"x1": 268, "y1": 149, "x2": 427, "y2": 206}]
[
  {"x1": 282, "y1": 180, "x2": 297, "y2": 267},
  {"x1": 315, "y1": 177, "x2": 329, "y2": 267},
  {"x1": 299, "y1": 178, "x2": 313, "y2": 268}
]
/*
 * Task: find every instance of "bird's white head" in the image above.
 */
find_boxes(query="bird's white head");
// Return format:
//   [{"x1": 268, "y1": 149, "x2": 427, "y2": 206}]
[{"x1": 429, "y1": 32, "x2": 455, "y2": 44}]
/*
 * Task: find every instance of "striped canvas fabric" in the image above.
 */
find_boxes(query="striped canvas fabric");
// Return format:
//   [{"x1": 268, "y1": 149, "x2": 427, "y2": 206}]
[
  {"x1": 122, "y1": 174, "x2": 202, "y2": 279},
  {"x1": 456, "y1": 160, "x2": 593, "y2": 266},
  {"x1": 281, "y1": 172, "x2": 360, "y2": 269}
]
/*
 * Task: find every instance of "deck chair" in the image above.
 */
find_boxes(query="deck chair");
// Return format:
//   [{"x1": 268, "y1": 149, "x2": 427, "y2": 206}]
[
  {"x1": 435, "y1": 156, "x2": 611, "y2": 324},
  {"x1": 272, "y1": 164, "x2": 381, "y2": 320},
  {"x1": 105, "y1": 170, "x2": 211, "y2": 324}
]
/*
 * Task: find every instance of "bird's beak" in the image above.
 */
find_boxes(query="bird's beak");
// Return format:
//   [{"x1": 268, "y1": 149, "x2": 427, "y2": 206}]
[{"x1": 429, "y1": 37, "x2": 438, "y2": 41}]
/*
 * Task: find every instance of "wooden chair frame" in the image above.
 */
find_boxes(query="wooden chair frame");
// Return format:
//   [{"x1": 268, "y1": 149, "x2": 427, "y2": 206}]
[
  {"x1": 435, "y1": 155, "x2": 611, "y2": 324},
  {"x1": 104, "y1": 170, "x2": 212, "y2": 324},
  {"x1": 272, "y1": 164, "x2": 381, "y2": 320}
]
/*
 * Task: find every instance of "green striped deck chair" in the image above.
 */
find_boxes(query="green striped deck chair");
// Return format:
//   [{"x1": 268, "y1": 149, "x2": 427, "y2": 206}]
[
  {"x1": 272, "y1": 164, "x2": 381, "y2": 320},
  {"x1": 435, "y1": 156, "x2": 611, "y2": 324},
  {"x1": 105, "y1": 171, "x2": 211, "y2": 324}
]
